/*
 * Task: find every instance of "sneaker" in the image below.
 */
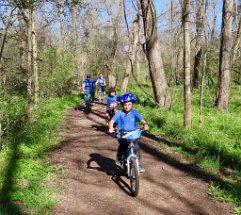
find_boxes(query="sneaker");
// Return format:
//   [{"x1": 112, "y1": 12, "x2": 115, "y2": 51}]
[
  {"x1": 91, "y1": 102, "x2": 95, "y2": 106},
  {"x1": 139, "y1": 165, "x2": 145, "y2": 173}
]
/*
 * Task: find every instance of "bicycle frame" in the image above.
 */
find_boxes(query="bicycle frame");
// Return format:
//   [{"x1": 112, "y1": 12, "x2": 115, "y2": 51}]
[
  {"x1": 125, "y1": 141, "x2": 139, "y2": 177},
  {"x1": 116, "y1": 129, "x2": 143, "y2": 176},
  {"x1": 115, "y1": 129, "x2": 143, "y2": 197}
]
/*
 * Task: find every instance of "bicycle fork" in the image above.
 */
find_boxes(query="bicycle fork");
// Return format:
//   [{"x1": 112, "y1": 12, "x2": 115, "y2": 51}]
[{"x1": 126, "y1": 144, "x2": 139, "y2": 177}]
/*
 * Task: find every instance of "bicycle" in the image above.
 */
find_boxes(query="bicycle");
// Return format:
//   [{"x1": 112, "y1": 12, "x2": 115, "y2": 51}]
[
  {"x1": 97, "y1": 85, "x2": 106, "y2": 103},
  {"x1": 115, "y1": 129, "x2": 143, "y2": 197}
]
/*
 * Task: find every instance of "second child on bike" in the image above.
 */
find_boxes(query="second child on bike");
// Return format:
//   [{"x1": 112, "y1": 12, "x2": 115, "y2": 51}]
[
  {"x1": 108, "y1": 92, "x2": 149, "y2": 172},
  {"x1": 104, "y1": 87, "x2": 120, "y2": 123}
]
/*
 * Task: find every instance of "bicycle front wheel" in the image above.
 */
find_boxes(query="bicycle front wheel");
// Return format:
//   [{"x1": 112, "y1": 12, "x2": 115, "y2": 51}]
[{"x1": 130, "y1": 157, "x2": 139, "y2": 197}]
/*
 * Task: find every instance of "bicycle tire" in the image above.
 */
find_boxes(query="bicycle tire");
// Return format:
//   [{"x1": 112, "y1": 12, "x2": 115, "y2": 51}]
[
  {"x1": 98, "y1": 91, "x2": 104, "y2": 102},
  {"x1": 84, "y1": 100, "x2": 91, "y2": 114},
  {"x1": 130, "y1": 157, "x2": 139, "y2": 197}
]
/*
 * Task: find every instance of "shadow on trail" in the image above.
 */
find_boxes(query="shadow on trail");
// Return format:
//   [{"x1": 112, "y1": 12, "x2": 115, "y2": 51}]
[
  {"x1": 91, "y1": 124, "x2": 108, "y2": 133},
  {"x1": 75, "y1": 103, "x2": 107, "y2": 120},
  {"x1": 0, "y1": 132, "x2": 22, "y2": 215},
  {"x1": 143, "y1": 132, "x2": 200, "y2": 155},
  {"x1": 90, "y1": 119, "x2": 238, "y2": 205},
  {"x1": 89, "y1": 108, "x2": 106, "y2": 120},
  {"x1": 139, "y1": 137, "x2": 240, "y2": 206},
  {"x1": 141, "y1": 132, "x2": 237, "y2": 185},
  {"x1": 86, "y1": 153, "x2": 132, "y2": 196}
]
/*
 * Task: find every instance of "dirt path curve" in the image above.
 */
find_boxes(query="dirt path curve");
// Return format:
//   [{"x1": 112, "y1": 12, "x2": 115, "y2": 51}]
[{"x1": 50, "y1": 103, "x2": 233, "y2": 215}]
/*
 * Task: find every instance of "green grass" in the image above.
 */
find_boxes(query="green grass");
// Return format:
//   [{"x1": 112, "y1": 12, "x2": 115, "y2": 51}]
[
  {"x1": 1, "y1": 84, "x2": 240, "y2": 213},
  {"x1": 127, "y1": 83, "x2": 241, "y2": 211},
  {"x1": 0, "y1": 95, "x2": 79, "y2": 215}
]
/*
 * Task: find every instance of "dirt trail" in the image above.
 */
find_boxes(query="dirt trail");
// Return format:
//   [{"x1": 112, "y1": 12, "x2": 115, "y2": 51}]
[{"x1": 50, "y1": 103, "x2": 233, "y2": 215}]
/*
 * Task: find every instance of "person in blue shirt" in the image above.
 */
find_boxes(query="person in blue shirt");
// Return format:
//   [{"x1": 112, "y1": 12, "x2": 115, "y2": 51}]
[
  {"x1": 104, "y1": 87, "x2": 120, "y2": 123},
  {"x1": 82, "y1": 74, "x2": 96, "y2": 106},
  {"x1": 108, "y1": 92, "x2": 149, "y2": 172},
  {"x1": 96, "y1": 74, "x2": 106, "y2": 102}
]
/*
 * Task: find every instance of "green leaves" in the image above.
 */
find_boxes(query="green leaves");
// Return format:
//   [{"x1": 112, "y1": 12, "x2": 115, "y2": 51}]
[{"x1": 0, "y1": 96, "x2": 77, "y2": 214}]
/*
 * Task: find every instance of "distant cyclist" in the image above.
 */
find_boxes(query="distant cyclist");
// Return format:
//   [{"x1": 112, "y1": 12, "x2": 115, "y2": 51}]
[
  {"x1": 82, "y1": 74, "x2": 96, "y2": 106},
  {"x1": 96, "y1": 74, "x2": 106, "y2": 102}
]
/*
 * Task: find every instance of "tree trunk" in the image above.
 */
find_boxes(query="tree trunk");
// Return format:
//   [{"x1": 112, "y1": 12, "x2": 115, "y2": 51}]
[
  {"x1": 31, "y1": 9, "x2": 39, "y2": 106},
  {"x1": 183, "y1": 0, "x2": 192, "y2": 128},
  {"x1": 231, "y1": 17, "x2": 241, "y2": 65},
  {"x1": 17, "y1": 1, "x2": 33, "y2": 121},
  {"x1": 211, "y1": 0, "x2": 217, "y2": 39},
  {"x1": 175, "y1": 32, "x2": 181, "y2": 85},
  {"x1": 193, "y1": 0, "x2": 205, "y2": 89},
  {"x1": 70, "y1": 4, "x2": 81, "y2": 84},
  {"x1": 136, "y1": 49, "x2": 141, "y2": 82},
  {"x1": 198, "y1": 50, "x2": 207, "y2": 127},
  {"x1": 58, "y1": 0, "x2": 66, "y2": 50},
  {"x1": 140, "y1": 0, "x2": 171, "y2": 107},
  {"x1": 0, "y1": 3, "x2": 14, "y2": 64},
  {"x1": 215, "y1": 0, "x2": 233, "y2": 109},
  {"x1": 121, "y1": 11, "x2": 140, "y2": 94},
  {"x1": 107, "y1": 0, "x2": 123, "y2": 87},
  {"x1": 27, "y1": 8, "x2": 34, "y2": 122},
  {"x1": 170, "y1": 0, "x2": 175, "y2": 86}
]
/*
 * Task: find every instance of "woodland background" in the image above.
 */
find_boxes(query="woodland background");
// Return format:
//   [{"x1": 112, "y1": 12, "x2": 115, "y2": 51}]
[{"x1": 0, "y1": 0, "x2": 240, "y2": 214}]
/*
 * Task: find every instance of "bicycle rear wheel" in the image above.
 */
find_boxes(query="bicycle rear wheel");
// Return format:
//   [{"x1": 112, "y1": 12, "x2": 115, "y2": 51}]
[
  {"x1": 84, "y1": 100, "x2": 91, "y2": 114},
  {"x1": 130, "y1": 157, "x2": 139, "y2": 197}
]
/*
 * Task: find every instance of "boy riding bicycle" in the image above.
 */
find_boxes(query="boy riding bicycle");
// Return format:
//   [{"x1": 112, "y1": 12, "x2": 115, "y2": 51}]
[{"x1": 109, "y1": 92, "x2": 149, "y2": 172}]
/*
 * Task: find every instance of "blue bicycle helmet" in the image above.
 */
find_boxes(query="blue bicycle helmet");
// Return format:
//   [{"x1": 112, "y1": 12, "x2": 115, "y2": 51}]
[{"x1": 120, "y1": 93, "x2": 136, "y2": 103}]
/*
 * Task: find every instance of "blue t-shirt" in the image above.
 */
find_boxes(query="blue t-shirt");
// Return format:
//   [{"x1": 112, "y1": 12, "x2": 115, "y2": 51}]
[
  {"x1": 97, "y1": 77, "x2": 106, "y2": 86},
  {"x1": 83, "y1": 79, "x2": 95, "y2": 91},
  {"x1": 112, "y1": 109, "x2": 143, "y2": 131},
  {"x1": 104, "y1": 95, "x2": 120, "y2": 111}
]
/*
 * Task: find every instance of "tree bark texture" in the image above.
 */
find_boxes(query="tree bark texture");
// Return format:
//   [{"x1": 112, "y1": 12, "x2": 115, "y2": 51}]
[
  {"x1": 215, "y1": 0, "x2": 233, "y2": 109},
  {"x1": 121, "y1": 11, "x2": 140, "y2": 94},
  {"x1": 231, "y1": 17, "x2": 241, "y2": 65},
  {"x1": 198, "y1": 50, "x2": 207, "y2": 127},
  {"x1": 70, "y1": 4, "x2": 82, "y2": 84},
  {"x1": 58, "y1": 0, "x2": 66, "y2": 50},
  {"x1": 211, "y1": 0, "x2": 217, "y2": 39},
  {"x1": 0, "y1": 3, "x2": 14, "y2": 64},
  {"x1": 140, "y1": 0, "x2": 171, "y2": 107},
  {"x1": 183, "y1": 0, "x2": 192, "y2": 128},
  {"x1": 31, "y1": 9, "x2": 39, "y2": 106},
  {"x1": 193, "y1": 0, "x2": 205, "y2": 89},
  {"x1": 107, "y1": 0, "x2": 123, "y2": 87},
  {"x1": 17, "y1": 1, "x2": 34, "y2": 121},
  {"x1": 27, "y1": 8, "x2": 34, "y2": 122},
  {"x1": 136, "y1": 49, "x2": 141, "y2": 82}
]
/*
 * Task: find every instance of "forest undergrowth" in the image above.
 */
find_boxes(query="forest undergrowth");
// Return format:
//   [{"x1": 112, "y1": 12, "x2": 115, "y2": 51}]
[
  {"x1": 128, "y1": 83, "x2": 241, "y2": 214},
  {"x1": 0, "y1": 84, "x2": 240, "y2": 214},
  {"x1": 0, "y1": 96, "x2": 79, "y2": 215}
]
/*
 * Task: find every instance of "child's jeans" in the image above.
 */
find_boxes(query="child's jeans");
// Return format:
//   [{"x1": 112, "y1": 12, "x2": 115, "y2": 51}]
[
  {"x1": 117, "y1": 139, "x2": 140, "y2": 161},
  {"x1": 84, "y1": 90, "x2": 95, "y2": 104}
]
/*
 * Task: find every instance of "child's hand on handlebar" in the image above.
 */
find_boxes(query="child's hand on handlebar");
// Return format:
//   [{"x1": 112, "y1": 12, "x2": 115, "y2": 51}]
[
  {"x1": 109, "y1": 128, "x2": 115, "y2": 133},
  {"x1": 143, "y1": 124, "x2": 149, "y2": 131}
]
